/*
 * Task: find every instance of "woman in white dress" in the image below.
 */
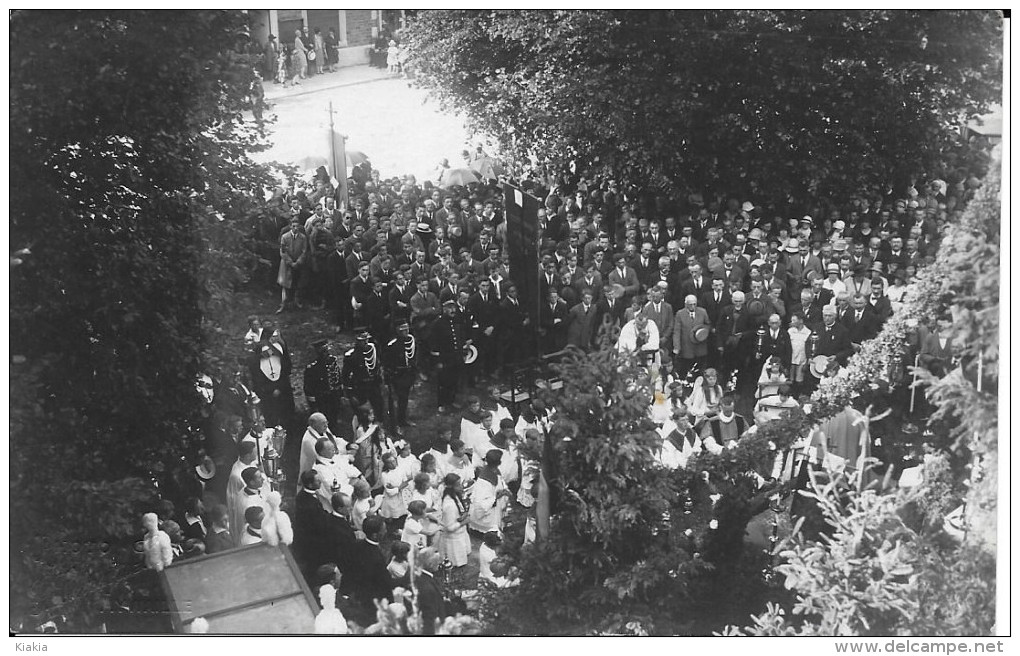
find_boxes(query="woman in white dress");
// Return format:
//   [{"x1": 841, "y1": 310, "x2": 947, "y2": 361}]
[
  {"x1": 378, "y1": 452, "x2": 408, "y2": 530},
  {"x1": 395, "y1": 440, "x2": 420, "y2": 506},
  {"x1": 409, "y1": 472, "x2": 442, "y2": 536},
  {"x1": 685, "y1": 368, "x2": 724, "y2": 424},
  {"x1": 437, "y1": 473, "x2": 471, "y2": 567},
  {"x1": 756, "y1": 356, "x2": 787, "y2": 400}
]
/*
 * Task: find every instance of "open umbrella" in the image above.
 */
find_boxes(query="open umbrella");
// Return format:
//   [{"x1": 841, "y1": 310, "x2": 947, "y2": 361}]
[
  {"x1": 441, "y1": 167, "x2": 482, "y2": 188},
  {"x1": 345, "y1": 150, "x2": 370, "y2": 167},
  {"x1": 469, "y1": 156, "x2": 504, "y2": 179}
]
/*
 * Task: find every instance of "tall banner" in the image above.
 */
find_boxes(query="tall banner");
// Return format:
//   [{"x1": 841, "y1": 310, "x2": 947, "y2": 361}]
[
  {"x1": 503, "y1": 183, "x2": 541, "y2": 356},
  {"x1": 329, "y1": 128, "x2": 350, "y2": 210}
]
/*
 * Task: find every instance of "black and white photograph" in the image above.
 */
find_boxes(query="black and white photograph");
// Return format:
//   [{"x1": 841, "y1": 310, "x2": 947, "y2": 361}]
[{"x1": 8, "y1": 8, "x2": 1009, "y2": 644}]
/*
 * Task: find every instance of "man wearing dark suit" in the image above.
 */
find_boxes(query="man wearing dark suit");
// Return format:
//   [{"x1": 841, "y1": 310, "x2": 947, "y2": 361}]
[
  {"x1": 595, "y1": 285, "x2": 626, "y2": 344},
  {"x1": 809, "y1": 278, "x2": 834, "y2": 308},
  {"x1": 573, "y1": 266, "x2": 604, "y2": 303},
  {"x1": 566, "y1": 289, "x2": 601, "y2": 352},
  {"x1": 293, "y1": 471, "x2": 329, "y2": 579},
  {"x1": 842, "y1": 294, "x2": 880, "y2": 348},
  {"x1": 468, "y1": 279, "x2": 501, "y2": 375},
  {"x1": 361, "y1": 278, "x2": 391, "y2": 345},
  {"x1": 539, "y1": 260, "x2": 561, "y2": 299},
  {"x1": 630, "y1": 242, "x2": 658, "y2": 291},
  {"x1": 642, "y1": 285, "x2": 675, "y2": 358},
  {"x1": 791, "y1": 288, "x2": 824, "y2": 333},
  {"x1": 539, "y1": 288, "x2": 570, "y2": 354},
  {"x1": 341, "y1": 516, "x2": 393, "y2": 627},
  {"x1": 681, "y1": 262, "x2": 711, "y2": 301},
  {"x1": 646, "y1": 257, "x2": 678, "y2": 306},
  {"x1": 607, "y1": 253, "x2": 641, "y2": 302},
  {"x1": 387, "y1": 271, "x2": 415, "y2": 327},
  {"x1": 348, "y1": 255, "x2": 373, "y2": 309},
  {"x1": 499, "y1": 284, "x2": 532, "y2": 372},
  {"x1": 868, "y1": 278, "x2": 893, "y2": 327},
  {"x1": 808, "y1": 305, "x2": 854, "y2": 367},
  {"x1": 715, "y1": 291, "x2": 754, "y2": 379},
  {"x1": 204, "y1": 504, "x2": 233, "y2": 555},
  {"x1": 717, "y1": 250, "x2": 747, "y2": 292},
  {"x1": 416, "y1": 549, "x2": 448, "y2": 635},
  {"x1": 700, "y1": 277, "x2": 732, "y2": 327},
  {"x1": 327, "y1": 241, "x2": 352, "y2": 331},
  {"x1": 787, "y1": 239, "x2": 823, "y2": 287},
  {"x1": 759, "y1": 313, "x2": 793, "y2": 369},
  {"x1": 699, "y1": 278, "x2": 731, "y2": 368},
  {"x1": 322, "y1": 493, "x2": 359, "y2": 576}
]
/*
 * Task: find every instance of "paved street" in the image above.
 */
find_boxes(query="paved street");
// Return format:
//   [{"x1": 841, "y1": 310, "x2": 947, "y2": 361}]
[{"x1": 254, "y1": 67, "x2": 474, "y2": 184}]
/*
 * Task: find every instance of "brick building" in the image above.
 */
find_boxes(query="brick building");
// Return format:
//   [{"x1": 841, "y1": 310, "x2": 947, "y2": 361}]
[{"x1": 249, "y1": 9, "x2": 404, "y2": 67}]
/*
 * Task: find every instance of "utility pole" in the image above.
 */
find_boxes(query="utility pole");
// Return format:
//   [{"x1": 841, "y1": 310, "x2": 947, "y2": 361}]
[{"x1": 327, "y1": 101, "x2": 349, "y2": 210}]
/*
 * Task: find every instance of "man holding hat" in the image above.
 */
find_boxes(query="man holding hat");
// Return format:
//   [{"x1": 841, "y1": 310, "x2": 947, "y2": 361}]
[
  {"x1": 608, "y1": 252, "x2": 641, "y2": 302},
  {"x1": 385, "y1": 320, "x2": 418, "y2": 431},
  {"x1": 430, "y1": 299, "x2": 468, "y2": 413},
  {"x1": 805, "y1": 304, "x2": 853, "y2": 392},
  {"x1": 342, "y1": 328, "x2": 386, "y2": 421},
  {"x1": 672, "y1": 294, "x2": 711, "y2": 379}
]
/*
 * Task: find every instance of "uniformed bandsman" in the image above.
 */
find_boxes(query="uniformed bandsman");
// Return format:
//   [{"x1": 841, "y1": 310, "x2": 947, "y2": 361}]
[
  {"x1": 385, "y1": 320, "x2": 418, "y2": 433},
  {"x1": 342, "y1": 327, "x2": 386, "y2": 421}
]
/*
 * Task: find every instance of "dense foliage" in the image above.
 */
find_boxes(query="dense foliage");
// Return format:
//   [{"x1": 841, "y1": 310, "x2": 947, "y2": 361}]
[
  {"x1": 405, "y1": 10, "x2": 1002, "y2": 205},
  {"x1": 482, "y1": 346, "x2": 807, "y2": 634},
  {"x1": 10, "y1": 10, "x2": 273, "y2": 630},
  {"x1": 727, "y1": 151, "x2": 1000, "y2": 636}
]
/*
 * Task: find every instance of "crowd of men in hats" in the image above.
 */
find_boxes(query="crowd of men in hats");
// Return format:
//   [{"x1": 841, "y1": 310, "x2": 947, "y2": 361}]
[{"x1": 151, "y1": 156, "x2": 980, "y2": 631}]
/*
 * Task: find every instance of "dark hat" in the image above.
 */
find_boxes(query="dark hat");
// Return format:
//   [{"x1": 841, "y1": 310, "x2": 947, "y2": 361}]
[
  {"x1": 353, "y1": 325, "x2": 369, "y2": 335},
  {"x1": 395, "y1": 319, "x2": 410, "y2": 329},
  {"x1": 442, "y1": 299, "x2": 457, "y2": 307}
]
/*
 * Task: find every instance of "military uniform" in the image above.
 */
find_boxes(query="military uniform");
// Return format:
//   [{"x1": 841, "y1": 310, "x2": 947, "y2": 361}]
[
  {"x1": 342, "y1": 340, "x2": 385, "y2": 420},
  {"x1": 303, "y1": 350, "x2": 344, "y2": 431},
  {"x1": 429, "y1": 314, "x2": 465, "y2": 410},
  {"x1": 384, "y1": 331, "x2": 418, "y2": 429}
]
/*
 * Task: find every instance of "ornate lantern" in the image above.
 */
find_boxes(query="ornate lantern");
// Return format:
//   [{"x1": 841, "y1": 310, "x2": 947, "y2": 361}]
[{"x1": 263, "y1": 425, "x2": 287, "y2": 489}]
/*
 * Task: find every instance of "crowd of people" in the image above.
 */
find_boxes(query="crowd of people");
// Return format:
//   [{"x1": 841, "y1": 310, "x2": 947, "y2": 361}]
[{"x1": 149, "y1": 148, "x2": 982, "y2": 632}]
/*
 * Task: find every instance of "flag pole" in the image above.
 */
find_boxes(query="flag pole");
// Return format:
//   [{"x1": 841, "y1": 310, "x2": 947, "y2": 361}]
[{"x1": 327, "y1": 102, "x2": 350, "y2": 211}]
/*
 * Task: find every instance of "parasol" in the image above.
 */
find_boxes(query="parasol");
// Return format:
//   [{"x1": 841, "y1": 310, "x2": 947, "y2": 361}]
[
  {"x1": 441, "y1": 168, "x2": 482, "y2": 188},
  {"x1": 346, "y1": 150, "x2": 370, "y2": 167}
]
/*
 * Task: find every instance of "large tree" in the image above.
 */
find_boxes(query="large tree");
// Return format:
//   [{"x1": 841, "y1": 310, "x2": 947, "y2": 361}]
[
  {"x1": 405, "y1": 10, "x2": 1002, "y2": 206},
  {"x1": 10, "y1": 10, "x2": 272, "y2": 630}
]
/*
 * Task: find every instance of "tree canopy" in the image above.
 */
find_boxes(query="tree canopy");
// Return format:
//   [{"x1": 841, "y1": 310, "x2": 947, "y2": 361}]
[
  {"x1": 10, "y1": 10, "x2": 271, "y2": 629},
  {"x1": 406, "y1": 10, "x2": 1002, "y2": 207}
]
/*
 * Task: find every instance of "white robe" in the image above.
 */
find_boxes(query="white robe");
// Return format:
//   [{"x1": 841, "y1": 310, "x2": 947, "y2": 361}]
[
  {"x1": 459, "y1": 418, "x2": 488, "y2": 455},
  {"x1": 468, "y1": 474, "x2": 507, "y2": 534},
  {"x1": 313, "y1": 457, "x2": 357, "y2": 512},
  {"x1": 230, "y1": 488, "x2": 267, "y2": 546},
  {"x1": 299, "y1": 427, "x2": 349, "y2": 491}
]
